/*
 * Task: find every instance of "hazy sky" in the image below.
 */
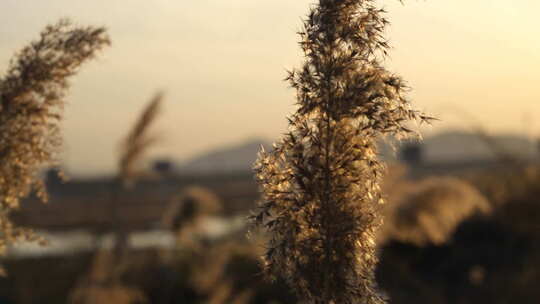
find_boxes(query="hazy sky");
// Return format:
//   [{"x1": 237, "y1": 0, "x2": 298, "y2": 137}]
[{"x1": 0, "y1": 0, "x2": 539, "y2": 176}]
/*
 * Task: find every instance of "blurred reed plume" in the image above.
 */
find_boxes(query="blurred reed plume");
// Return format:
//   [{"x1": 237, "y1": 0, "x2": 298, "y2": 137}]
[
  {"x1": 161, "y1": 185, "x2": 222, "y2": 250},
  {"x1": 68, "y1": 250, "x2": 147, "y2": 304},
  {"x1": 379, "y1": 177, "x2": 491, "y2": 246},
  {"x1": 72, "y1": 95, "x2": 164, "y2": 303},
  {"x1": 0, "y1": 18, "x2": 109, "y2": 257},
  {"x1": 191, "y1": 242, "x2": 259, "y2": 304},
  {"x1": 109, "y1": 93, "x2": 164, "y2": 264},
  {"x1": 251, "y1": 0, "x2": 432, "y2": 303},
  {"x1": 118, "y1": 92, "x2": 163, "y2": 187},
  {"x1": 162, "y1": 186, "x2": 222, "y2": 231}
]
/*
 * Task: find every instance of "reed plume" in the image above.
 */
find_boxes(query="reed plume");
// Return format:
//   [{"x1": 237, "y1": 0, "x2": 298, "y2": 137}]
[
  {"x1": 118, "y1": 92, "x2": 163, "y2": 187},
  {"x1": 0, "y1": 19, "x2": 109, "y2": 256},
  {"x1": 379, "y1": 177, "x2": 491, "y2": 246},
  {"x1": 109, "y1": 93, "x2": 163, "y2": 258},
  {"x1": 251, "y1": 0, "x2": 432, "y2": 303},
  {"x1": 71, "y1": 94, "x2": 163, "y2": 303},
  {"x1": 162, "y1": 186, "x2": 222, "y2": 232}
]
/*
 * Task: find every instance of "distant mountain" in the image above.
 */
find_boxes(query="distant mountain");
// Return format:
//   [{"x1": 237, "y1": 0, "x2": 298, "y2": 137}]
[
  {"x1": 177, "y1": 138, "x2": 272, "y2": 174},
  {"x1": 379, "y1": 130, "x2": 537, "y2": 163},
  {"x1": 176, "y1": 131, "x2": 538, "y2": 174},
  {"x1": 423, "y1": 131, "x2": 537, "y2": 162}
]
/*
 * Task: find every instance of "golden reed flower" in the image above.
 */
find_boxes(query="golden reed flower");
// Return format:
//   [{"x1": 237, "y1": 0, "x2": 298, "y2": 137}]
[
  {"x1": 0, "y1": 19, "x2": 109, "y2": 257},
  {"x1": 251, "y1": 1, "x2": 433, "y2": 303}
]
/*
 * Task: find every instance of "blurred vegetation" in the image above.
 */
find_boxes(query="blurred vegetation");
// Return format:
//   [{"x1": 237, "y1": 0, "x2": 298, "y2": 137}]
[
  {"x1": 0, "y1": 161, "x2": 538, "y2": 303},
  {"x1": 376, "y1": 162, "x2": 540, "y2": 304}
]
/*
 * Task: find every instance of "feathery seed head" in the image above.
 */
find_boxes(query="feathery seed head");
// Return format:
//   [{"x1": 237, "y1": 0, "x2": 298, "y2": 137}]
[
  {"x1": 0, "y1": 19, "x2": 109, "y2": 257},
  {"x1": 118, "y1": 92, "x2": 163, "y2": 187},
  {"x1": 251, "y1": 1, "x2": 432, "y2": 303}
]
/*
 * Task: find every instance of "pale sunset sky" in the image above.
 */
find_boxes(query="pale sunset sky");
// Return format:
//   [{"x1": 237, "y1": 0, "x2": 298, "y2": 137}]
[{"x1": 0, "y1": 0, "x2": 538, "y2": 176}]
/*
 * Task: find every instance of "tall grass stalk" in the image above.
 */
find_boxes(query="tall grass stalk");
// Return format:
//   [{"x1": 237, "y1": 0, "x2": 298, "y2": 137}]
[
  {"x1": 110, "y1": 93, "x2": 163, "y2": 255},
  {"x1": 251, "y1": 1, "x2": 432, "y2": 303},
  {"x1": 118, "y1": 92, "x2": 163, "y2": 187}
]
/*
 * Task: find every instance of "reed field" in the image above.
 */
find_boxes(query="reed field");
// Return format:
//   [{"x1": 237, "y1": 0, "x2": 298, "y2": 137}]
[{"x1": 0, "y1": 0, "x2": 539, "y2": 303}]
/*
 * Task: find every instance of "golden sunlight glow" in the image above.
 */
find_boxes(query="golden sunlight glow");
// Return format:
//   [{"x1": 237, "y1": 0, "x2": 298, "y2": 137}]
[{"x1": 0, "y1": 0, "x2": 538, "y2": 175}]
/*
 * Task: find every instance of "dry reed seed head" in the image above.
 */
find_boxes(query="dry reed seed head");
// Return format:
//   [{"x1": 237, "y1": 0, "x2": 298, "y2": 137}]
[
  {"x1": 251, "y1": 0, "x2": 431, "y2": 303},
  {"x1": 118, "y1": 92, "x2": 163, "y2": 187},
  {"x1": 161, "y1": 185, "x2": 222, "y2": 232},
  {"x1": 379, "y1": 177, "x2": 491, "y2": 246},
  {"x1": 0, "y1": 19, "x2": 109, "y2": 255}
]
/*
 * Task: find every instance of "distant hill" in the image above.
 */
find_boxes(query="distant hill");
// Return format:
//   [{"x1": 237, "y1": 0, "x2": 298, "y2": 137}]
[
  {"x1": 176, "y1": 131, "x2": 538, "y2": 174},
  {"x1": 380, "y1": 130, "x2": 537, "y2": 163},
  {"x1": 422, "y1": 131, "x2": 537, "y2": 162},
  {"x1": 177, "y1": 138, "x2": 272, "y2": 174}
]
